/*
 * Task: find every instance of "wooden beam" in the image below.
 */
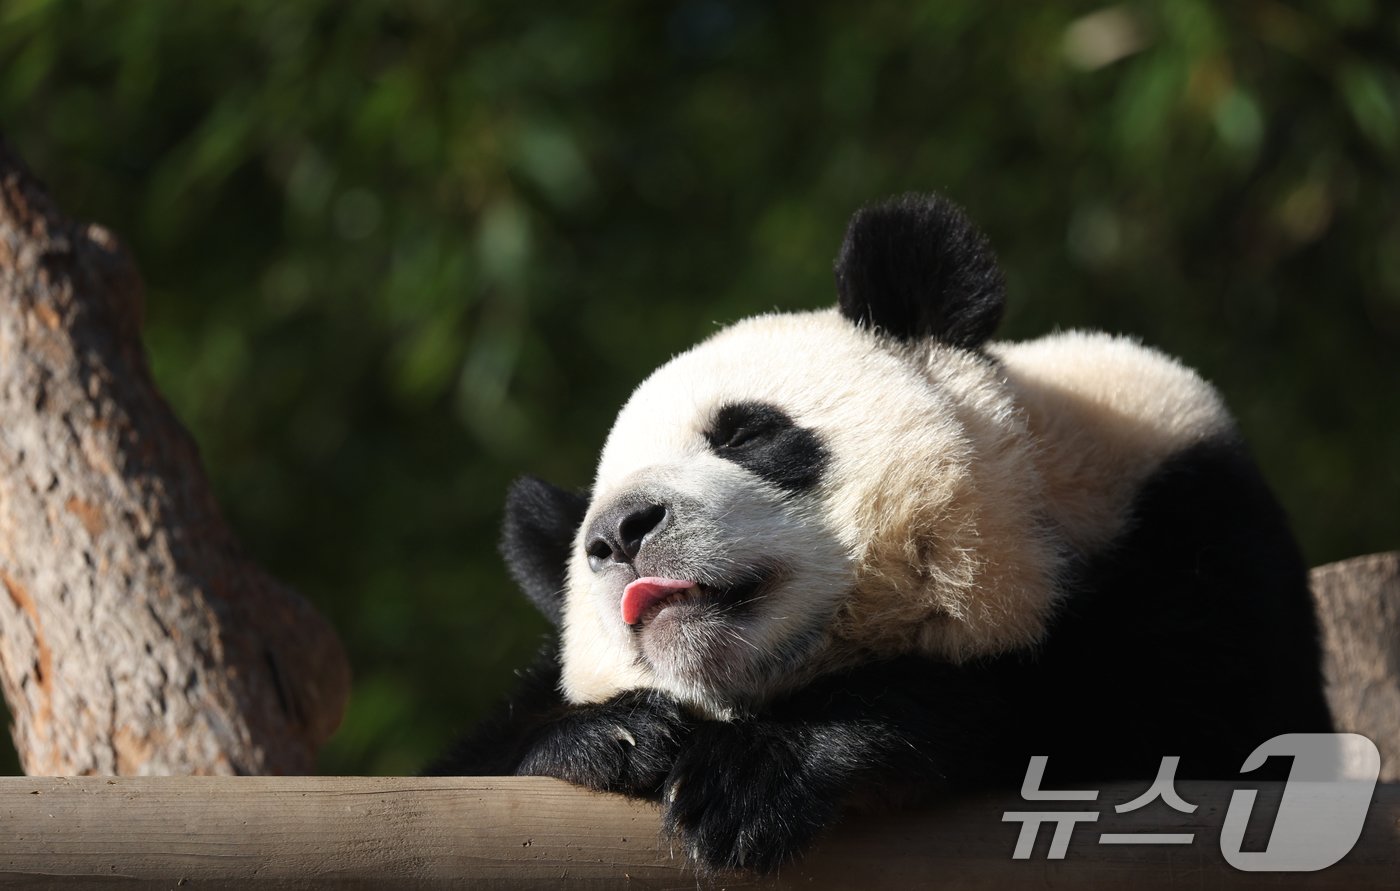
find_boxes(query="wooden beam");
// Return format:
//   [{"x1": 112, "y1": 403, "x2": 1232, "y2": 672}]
[{"x1": 0, "y1": 776, "x2": 1395, "y2": 888}]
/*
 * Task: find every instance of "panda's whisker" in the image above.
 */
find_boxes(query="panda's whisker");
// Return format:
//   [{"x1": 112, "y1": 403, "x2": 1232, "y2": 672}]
[
  {"x1": 720, "y1": 626, "x2": 763, "y2": 654},
  {"x1": 723, "y1": 597, "x2": 763, "y2": 612}
]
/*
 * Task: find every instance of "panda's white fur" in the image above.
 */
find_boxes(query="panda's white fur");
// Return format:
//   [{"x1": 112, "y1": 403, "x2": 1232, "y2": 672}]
[{"x1": 560, "y1": 309, "x2": 1233, "y2": 718}]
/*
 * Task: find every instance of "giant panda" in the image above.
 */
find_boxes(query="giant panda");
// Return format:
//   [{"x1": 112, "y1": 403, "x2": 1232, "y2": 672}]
[{"x1": 430, "y1": 193, "x2": 1333, "y2": 872}]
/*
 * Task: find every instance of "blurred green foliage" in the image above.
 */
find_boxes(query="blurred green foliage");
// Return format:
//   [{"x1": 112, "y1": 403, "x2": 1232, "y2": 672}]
[{"x1": 0, "y1": 1, "x2": 1397, "y2": 776}]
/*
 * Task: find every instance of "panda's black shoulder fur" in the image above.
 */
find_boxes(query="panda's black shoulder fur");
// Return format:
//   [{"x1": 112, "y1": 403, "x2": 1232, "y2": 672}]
[
  {"x1": 1010, "y1": 436, "x2": 1331, "y2": 780},
  {"x1": 432, "y1": 193, "x2": 1333, "y2": 874}
]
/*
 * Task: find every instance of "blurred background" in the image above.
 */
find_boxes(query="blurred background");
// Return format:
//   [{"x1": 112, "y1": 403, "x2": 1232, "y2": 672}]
[{"x1": 0, "y1": 1, "x2": 1397, "y2": 775}]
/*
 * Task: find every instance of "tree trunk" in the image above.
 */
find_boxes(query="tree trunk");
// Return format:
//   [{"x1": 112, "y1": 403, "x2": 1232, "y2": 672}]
[
  {"x1": 1312, "y1": 551, "x2": 1400, "y2": 781},
  {"x1": 0, "y1": 138, "x2": 350, "y2": 775}
]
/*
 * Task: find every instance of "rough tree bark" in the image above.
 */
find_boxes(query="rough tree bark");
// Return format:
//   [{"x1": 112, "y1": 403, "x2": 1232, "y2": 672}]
[
  {"x1": 1312, "y1": 551, "x2": 1400, "y2": 781},
  {"x1": 0, "y1": 138, "x2": 350, "y2": 775}
]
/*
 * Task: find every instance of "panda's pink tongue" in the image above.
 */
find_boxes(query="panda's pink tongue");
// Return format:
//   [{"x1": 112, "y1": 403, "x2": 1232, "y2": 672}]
[{"x1": 622, "y1": 577, "x2": 696, "y2": 625}]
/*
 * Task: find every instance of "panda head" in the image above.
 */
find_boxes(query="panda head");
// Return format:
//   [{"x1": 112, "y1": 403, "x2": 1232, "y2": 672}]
[{"x1": 504, "y1": 194, "x2": 1064, "y2": 718}]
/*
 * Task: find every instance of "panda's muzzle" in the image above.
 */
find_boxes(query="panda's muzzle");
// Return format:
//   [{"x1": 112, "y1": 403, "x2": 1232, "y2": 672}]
[
  {"x1": 583, "y1": 488, "x2": 780, "y2": 633},
  {"x1": 584, "y1": 497, "x2": 670, "y2": 573}
]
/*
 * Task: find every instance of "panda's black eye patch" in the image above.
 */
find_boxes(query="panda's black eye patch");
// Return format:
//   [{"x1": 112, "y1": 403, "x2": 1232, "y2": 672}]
[
  {"x1": 705, "y1": 401, "x2": 829, "y2": 493},
  {"x1": 707, "y1": 402, "x2": 787, "y2": 451}
]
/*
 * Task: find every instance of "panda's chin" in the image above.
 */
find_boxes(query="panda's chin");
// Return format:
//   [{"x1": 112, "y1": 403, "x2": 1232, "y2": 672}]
[{"x1": 631, "y1": 576, "x2": 768, "y2": 686}]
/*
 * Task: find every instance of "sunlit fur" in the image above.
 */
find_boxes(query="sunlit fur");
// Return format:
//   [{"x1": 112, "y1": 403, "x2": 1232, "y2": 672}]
[{"x1": 559, "y1": 309, "x2": 1232, "y2": 718}]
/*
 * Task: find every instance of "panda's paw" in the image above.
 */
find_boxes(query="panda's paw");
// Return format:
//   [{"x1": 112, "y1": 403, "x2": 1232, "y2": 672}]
[
  {"x1": 661, "y1": 722, "x2": 838, "y2": 873},
  {"x1": 515, "y1": 689, "x2": 689, "y2": 797}
]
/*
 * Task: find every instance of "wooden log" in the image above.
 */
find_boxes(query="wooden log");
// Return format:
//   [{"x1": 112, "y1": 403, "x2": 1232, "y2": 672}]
[{"x1": 0, "y1": 776, "x2": 1395, "y2": 888}]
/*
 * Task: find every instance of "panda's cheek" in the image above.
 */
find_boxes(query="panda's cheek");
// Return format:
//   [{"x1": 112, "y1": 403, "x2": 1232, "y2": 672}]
[{"x1": 586, "y1": 566, "x2": 637, "y2": 625}]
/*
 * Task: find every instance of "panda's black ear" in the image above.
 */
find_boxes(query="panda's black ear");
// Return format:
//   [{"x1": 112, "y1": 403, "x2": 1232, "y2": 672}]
[
  {"x1": 834, "y1": 193, "x2": 1005, "y2": 349},
  {"x1": 500, "y1": 475, "x2": 590, "y2": 628}
]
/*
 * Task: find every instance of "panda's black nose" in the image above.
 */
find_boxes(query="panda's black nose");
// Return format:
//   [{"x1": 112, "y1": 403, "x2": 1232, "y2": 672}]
[{"x1": 585, "y1": 500, "x2": 669, "y2": 571}]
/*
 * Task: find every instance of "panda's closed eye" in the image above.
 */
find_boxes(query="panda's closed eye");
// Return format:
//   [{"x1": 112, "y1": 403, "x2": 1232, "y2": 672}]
[
  {"x1": 706, "y1": 403, "x2": 787, "y2": 451},
  {"x1": 705, "y1": 401, "x2": 830, "y2": 493},
  {"x1": 718, "y1": 425, "x2": 760, "y2": 449}
]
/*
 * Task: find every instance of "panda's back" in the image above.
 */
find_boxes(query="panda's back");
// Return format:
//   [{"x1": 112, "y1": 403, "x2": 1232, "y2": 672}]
[
  {"x1": 986, "y1": 331, "x2": 1332, "y2": 778},
  {"x1": 992, "y1": 330, "x2": 1236, "y2": 555}
]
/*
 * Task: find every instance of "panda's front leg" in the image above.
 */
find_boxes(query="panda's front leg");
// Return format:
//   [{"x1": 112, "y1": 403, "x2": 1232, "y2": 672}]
[
  {"x1": 426, "y1": 647, "x2": 691, "y2": 798},
  {"x1": 660, "y1": 657, "x2": 1013, "y2": 872},
  {"x1": 513, "y1": 687, "x2": 691, "y2": 797},
  {"x1": 661, "y1": 718, "x2": 862, "y2": 872}
]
